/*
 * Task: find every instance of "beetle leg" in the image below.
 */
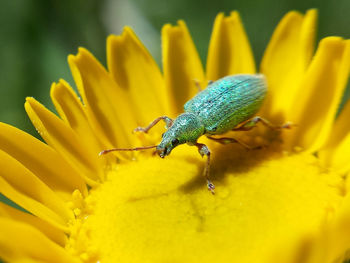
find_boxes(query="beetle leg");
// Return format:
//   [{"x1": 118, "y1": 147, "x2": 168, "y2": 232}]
[
  {"x1": 195, "y1": 143, "x2": 215, "y2": 195},
  {"x1": 232, "y1": 116, "x2": 293, "y2": 131},
  {"x1": 133, "y1": 116, "x2": 173, "y2": 133},
  {"x1": 206, "y1": 136, "x2": 258, "y2": 150},
  {"x1": 193, "y1": 79, "x2": 214, "y2": 92},
  {"x1": 193, "y1": 79, "x2": 203, "y2": 92}
]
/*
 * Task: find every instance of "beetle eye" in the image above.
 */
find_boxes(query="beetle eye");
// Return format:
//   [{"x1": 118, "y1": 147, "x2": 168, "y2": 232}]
[{"x1": 171, "y1": 138, "x2": 179, "y2": 147}]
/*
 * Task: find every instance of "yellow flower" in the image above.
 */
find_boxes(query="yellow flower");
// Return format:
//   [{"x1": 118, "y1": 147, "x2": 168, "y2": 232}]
[{"x1": 1, "y1": 9, "x2": 350, "y2": 263}]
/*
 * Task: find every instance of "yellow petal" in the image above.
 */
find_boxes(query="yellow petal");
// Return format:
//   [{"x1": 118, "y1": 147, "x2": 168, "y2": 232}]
[
  {"x1": 285, "y1": 38, "x2": 350, "y2": 152},
  {"x1": 261, "y1": 9, "x2": 317, "y2": 121},
  {"x1": 318, "y1": 82, "x2": 350, "y2": 173},
  {"x1": 12, "y1": 259, "x2": 49, "y2": 263},
  {"x1": 162, "y1": 20, "x2": 205, "y2": 115},
  {"x1": 107, "y1": 27, "x2": 169, "y2": 122},
  {"x1": 68, "y1": 48, "x2": 137, "y2": 148},
  {"x1": 326, "y1": 134, "x2": 350, "y2": 174},
  {"x1": 50, "y1": 80, "x2": 109, "y2": 178},
  {"x1": 206, "y1": 11, "x2": 255, "y2": 81},
  {"x1": 0, "y1": 202, "x2": 67, "y2": 246},
  {"x1": 0, "y1": 148, "x2": 73, "y2": 228},
  {"x1": 25, "y1": 98, "x2": 102, "y2": 185},
  {"x1": 0, "y1": 122, "x2": 86, "y2": 199},
  {"x1": 0, "y1": 176, "x2": 68, "y2": 232},
  {"x1": 0, "y1": 217, "x2": 78, "y2": 263}
]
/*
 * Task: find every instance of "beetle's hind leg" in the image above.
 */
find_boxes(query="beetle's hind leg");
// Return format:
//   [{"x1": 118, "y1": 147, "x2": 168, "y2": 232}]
[
  {"x1": 195, "y1": 143, "x2": 215, "y2": 194},
  {"x1": 193, "y1": 79, "x2": 203, "y2": 92},
  {"x1": 206, "y1": 136, "x2": 261, "y2": 150},
  {"x1": 193, "y1": 79, "x2": 214, "y2": 92},
  {"x1": 232, "y1": 116, "x2": 293, "y2": 131},
  {"x1": 133, "y1": 116, "x2": 173, "y2": 133}
]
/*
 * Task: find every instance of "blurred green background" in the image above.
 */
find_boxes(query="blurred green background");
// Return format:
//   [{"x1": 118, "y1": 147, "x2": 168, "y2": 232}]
[
  {"x1": 0, "y1": 0, "x2": 349, "y2": 262},
  {"x1": 0, "y1": 0, "x2": 349, "y2": 137}
]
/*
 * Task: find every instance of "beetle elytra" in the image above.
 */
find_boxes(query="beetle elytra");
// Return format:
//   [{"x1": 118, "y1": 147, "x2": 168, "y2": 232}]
[{"x1": 100, "y1": 74, "x2": 292, "y2": 194}]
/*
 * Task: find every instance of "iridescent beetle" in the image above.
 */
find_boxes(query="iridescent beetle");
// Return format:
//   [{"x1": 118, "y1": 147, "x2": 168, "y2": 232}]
[{"x1": 100, "y1": 74, "x2": 291, "y2": 194}]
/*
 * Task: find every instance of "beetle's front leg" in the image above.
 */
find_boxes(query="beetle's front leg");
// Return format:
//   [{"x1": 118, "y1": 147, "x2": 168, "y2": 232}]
[
  {"x1": 133, "y1": 116, "x2": 173, "y2": 133},
  {"x1": 195, "y1": 143, "x2": 215, "y2": 194},
  {"x1": 233, "y1": 116, "x2": 293, "y2": 131}
]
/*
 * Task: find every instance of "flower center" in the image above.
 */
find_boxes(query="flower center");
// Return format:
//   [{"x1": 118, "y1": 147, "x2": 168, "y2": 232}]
[{"x1": 71, "y1": 144, "x2": 344, "y2": 263}]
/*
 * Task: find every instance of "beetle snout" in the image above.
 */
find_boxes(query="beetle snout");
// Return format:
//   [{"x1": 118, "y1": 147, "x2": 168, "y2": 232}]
[
  {"x1": 156, "y1": 145, "x2": 173, "y2": 158},
  {"x1": 156, "y1": 147, "x2": 166, "y2": 158}
]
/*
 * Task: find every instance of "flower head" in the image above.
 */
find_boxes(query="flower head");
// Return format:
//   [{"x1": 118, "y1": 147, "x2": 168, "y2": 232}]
[{"x1": 1, "y1": 9, "x2": 350, "y2": 263}]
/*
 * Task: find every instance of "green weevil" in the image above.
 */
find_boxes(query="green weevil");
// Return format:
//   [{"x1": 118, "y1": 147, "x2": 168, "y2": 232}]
[{"x1": 100, "y1": 74, "x2": 291, "y2": 194}]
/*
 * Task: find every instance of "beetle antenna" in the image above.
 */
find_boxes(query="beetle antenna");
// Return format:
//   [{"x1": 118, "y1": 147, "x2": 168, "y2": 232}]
[{"x1": 99, "y1": 145, "x2": 157, "y2": 156}]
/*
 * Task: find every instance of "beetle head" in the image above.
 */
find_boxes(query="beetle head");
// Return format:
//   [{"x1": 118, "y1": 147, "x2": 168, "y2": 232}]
[{"x1": 156, "y1": 113, "x2": 204, "y2": 158}]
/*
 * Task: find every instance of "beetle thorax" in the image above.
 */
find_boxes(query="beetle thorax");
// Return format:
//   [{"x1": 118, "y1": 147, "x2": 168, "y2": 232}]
[{"x1": 156, "y1": 113, "x2": 204, "y2": 157}]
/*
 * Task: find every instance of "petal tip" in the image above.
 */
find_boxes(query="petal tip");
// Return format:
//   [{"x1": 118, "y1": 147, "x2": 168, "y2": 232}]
[
  {"x1": 319, "y1": 36, "x2": 345, "y2": 48},
  {"x1": 25, "y1": 97, "x2": 35, "y2": 103},
  {"x1": 229, "y1": 10, "x2": 240, "y2": 19},
  {"x1": 177, "y1": 19, "x2": 186, "y2": 27},
  {"x1": 67, "y1": 54, "x2": 77, "y2": 65},
  {"x1": 304, "y1": 9, "x2": 318, "y2": 26},
  {"x1": 25, "y1": 97, "x2": 40, "y2": 111},
  {"x1": 50, "y1": 83, "x2": 57, "y2": 97},
  {"x1": 161, "y1": 23, "x2": 172, "y2": 35},
  {"x1": 306, "y1": 8, "x2": 318, "y2": 14},
  {"x1": 123, "y1": 26, "x2": 135, "y2": 35},
  {"x1": 77, "y1": 47, "x2": 87, "y2": 54},
  {"x1": 58, "y1": 78, "x2": 69, "y2": 85},
  {"x1": 215, "y1": 12, "x2": 225, "y2": 19},
  {"x1": 230, "y1": 10, "x2": 239, "y2": 15},
  {"x1": 107, "y1": 34, "x2": 117, "y2": 43},
  {"x1": 75, "y1": 47, "x2": 92, "y2": 61},
  {"x1": 277, "y1": 10, "x2": 303, "y2": 26}
]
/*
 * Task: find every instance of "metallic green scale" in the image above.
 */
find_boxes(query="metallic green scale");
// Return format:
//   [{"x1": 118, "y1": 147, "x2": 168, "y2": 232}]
[
  {"x1": 101, "y1": 74, "x2": 284, "y2": 194},
  {"x1": 151, "y1": 74, "x2": 267, "y2": 194},
  {"x1": 157, "y1": 74, "x2": 267, "y2": 159},
  {"x1": 184, "y1": 74, "x2": 266, "y2": 134}
]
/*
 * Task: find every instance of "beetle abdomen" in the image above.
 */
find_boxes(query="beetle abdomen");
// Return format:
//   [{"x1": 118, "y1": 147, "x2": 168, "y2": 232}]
[{"x1": 184, "y1": 74, "x2": 267, "y2": 134}]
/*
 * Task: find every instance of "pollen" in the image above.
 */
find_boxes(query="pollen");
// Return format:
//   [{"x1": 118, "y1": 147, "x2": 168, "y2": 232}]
[{"x1": 72, "y1": 146, "x2": 343, "y2": 263}]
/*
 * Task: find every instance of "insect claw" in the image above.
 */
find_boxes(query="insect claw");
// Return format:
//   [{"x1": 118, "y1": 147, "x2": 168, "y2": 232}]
[
  {"x1": 111, "y1": 75, "x2": 277, "y2": 193},
  {"x1": 99, "y1": 150, "x2": 107, "y2": 156},
  {"x1": 281, "y1": 122, "x2": 296, "y2": 129},
  {"x1": 207, "y1": 180, "x2": 215, "y2": 195}
]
